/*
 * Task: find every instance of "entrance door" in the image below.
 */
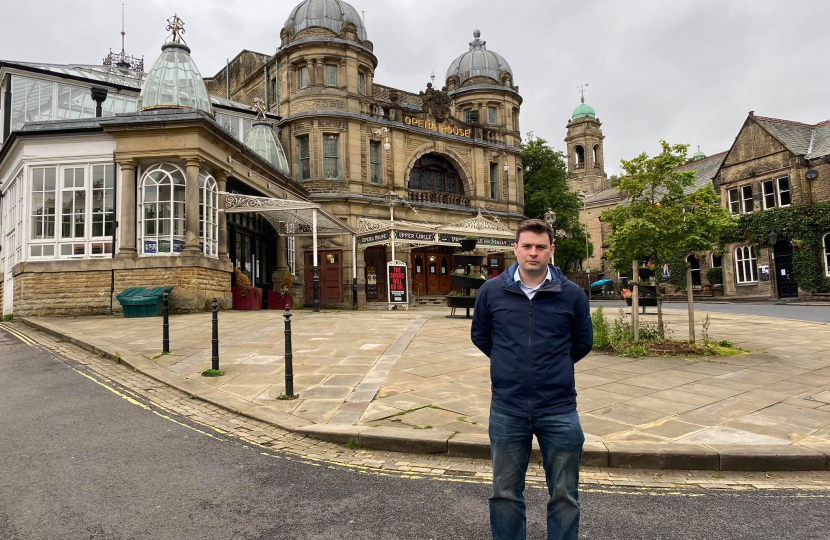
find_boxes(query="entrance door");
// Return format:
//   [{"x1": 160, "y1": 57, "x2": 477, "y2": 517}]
[
  {"x1": 437, "y1": 253, "x2": 451, "y2": 293},
  {"x1": 411, "y1": 253, "x2": 426, "y2": 297},
  {"x1": 364, "y1": 247, "x2": 387, "y2": 302},
  {"x1": 687, "y1": 254, "x2": 701, "y2": 286},
  {"x1": 774, "y1": 241, "x2": 799, "y2": 298},
  {"x1": 305, "y1": 250, "x2": 344, "y2": 305}
]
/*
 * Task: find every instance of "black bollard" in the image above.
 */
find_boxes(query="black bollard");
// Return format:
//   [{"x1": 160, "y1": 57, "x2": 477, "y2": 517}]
[
  {"x1": 312, "y1": 266, "x2": 320, "y2": 313},
  {"x1": 284, "y1": 306, "x2": 296, "y2": 398},
  {"x1": 352, "y1": 277, "x2": 358, "y2": 308},
  {"x1": 211, "y1": 298, "x2": 219, "y2": 371},
  {"x1": 162, "y1": 290, "x2": 170, "y2": 354}
]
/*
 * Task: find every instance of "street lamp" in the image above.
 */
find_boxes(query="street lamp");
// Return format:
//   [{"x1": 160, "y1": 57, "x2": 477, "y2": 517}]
[
  {"x1": 544, "y1": 208, "x2": 556, "y2": 266},
  {"x1": 384, "y1": 190, "x2": 401, "y2": 262}
]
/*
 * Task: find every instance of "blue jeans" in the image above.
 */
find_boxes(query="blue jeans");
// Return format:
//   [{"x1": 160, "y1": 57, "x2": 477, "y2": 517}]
[{"x1": 489, "y1": 407, "x2": 584, "y2": 540}]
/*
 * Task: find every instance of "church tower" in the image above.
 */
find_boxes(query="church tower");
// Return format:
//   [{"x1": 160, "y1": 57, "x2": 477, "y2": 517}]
[{"x1": 565, "y1": 91, "x2": 607, "y2": 195}]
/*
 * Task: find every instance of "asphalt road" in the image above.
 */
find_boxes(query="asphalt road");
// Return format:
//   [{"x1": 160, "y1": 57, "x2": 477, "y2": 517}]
[
  {"x1": 1, "y1": 328, "x2": 828, "y2": 540},
  {"x1": 593, "y1": 299, "x2": 830, "y2": 323}
]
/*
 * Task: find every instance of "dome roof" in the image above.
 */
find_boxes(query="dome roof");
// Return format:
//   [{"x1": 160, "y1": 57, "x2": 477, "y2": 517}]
[
  {"x1": 692, "y1": 146, "x2": 706, "y2": 161},
  {"x1": 284, "y1": 0, "x2": 367, "y2": 41},
  {"x1": 446, "y1": 30, "x2": 513, "y2": 86},
  {"x1": 138, "y1": 42, "x2": 213, "y2": 115},
  {"x1": 244, "y1": 121, "x2": 290, "y2": 174},
  {"x1": 572, "y1": 97, "x2": 595, "y2": 120}
]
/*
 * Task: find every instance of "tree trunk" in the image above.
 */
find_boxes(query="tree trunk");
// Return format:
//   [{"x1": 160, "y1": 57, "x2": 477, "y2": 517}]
[
  {"x1": 686, "y1": 263, "x2": 696, "y2": 344},
  {"x1": 631, "y1": 261, "x2": 640, "y2": 343}
]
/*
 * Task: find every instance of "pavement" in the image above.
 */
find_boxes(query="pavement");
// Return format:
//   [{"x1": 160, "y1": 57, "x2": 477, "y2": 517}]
[
  {"x1": 4, "y1": 328, "x2": 830, "y2": 539},
  {"x1": 15, "y1": 303, "x2": 830, "y2": 471}
]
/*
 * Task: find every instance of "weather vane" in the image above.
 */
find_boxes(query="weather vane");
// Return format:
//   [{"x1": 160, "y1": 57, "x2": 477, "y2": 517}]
[
  {"x1": 578, "y1": 83, "x2": 589, "y2": 103},
  {"x1": 166, "y1": 14, "x2": 187, "y2": 44}
]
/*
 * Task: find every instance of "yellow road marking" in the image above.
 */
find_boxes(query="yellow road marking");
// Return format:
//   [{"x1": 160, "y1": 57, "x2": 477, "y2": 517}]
[{"x1": 0, "y1": 323, "x2": 37, "y2": 346}]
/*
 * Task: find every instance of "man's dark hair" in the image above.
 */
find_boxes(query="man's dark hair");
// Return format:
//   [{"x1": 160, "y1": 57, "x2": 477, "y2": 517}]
[{"x1": 515, "y1": 219, "x2": 554, "y2": 245}]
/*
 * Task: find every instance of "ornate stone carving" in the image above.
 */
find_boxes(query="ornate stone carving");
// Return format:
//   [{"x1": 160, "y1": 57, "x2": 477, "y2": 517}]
[{"x1": 418, "y1": 83, "x2": 452, "y2": 123}]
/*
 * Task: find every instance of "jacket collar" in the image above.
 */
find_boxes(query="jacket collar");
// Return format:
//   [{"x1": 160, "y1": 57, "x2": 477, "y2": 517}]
[{"x1": 502, "y1": 262, "x2": 564, "y2": 294}]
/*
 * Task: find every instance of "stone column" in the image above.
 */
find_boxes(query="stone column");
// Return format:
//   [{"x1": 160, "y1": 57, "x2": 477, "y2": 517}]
[
  {"x1": 115, "y1": 160, "x2": 138, "y2": 259},
  {"x1": 214, "y1": 170, "x2": 229, "y2": 259},
  {"x1": 183, "y1": 158, "x2": 202, "y2": 256}
]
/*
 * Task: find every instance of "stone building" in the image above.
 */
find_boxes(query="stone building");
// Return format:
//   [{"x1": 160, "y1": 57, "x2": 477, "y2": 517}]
[{"x1": 0, "y1": 1, "x2": 525, "y2": 316}]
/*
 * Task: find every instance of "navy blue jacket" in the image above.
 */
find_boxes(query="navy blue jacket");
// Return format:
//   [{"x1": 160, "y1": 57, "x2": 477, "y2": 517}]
[{"x1": 471, "y1": 263, "x2": 593, "y2": 418}]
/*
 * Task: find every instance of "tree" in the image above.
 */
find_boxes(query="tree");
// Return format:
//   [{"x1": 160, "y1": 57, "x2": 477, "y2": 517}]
[
  {"x1": 601, "y1": 141, "x2": 734, "y2": 339},
  {"x1": 521, "y1": 135, "x2": 593, "y2": 272}
]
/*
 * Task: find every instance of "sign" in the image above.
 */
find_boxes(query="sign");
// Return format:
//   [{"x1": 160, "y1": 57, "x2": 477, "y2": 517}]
[
  {"x1": 404, "y1": 116, "x2": 471, "y2": 138},
  {"x1": 387, "y1": 262, "x2": 409, "y2": 305},
  {"x1": 144, "y1": 240, "x2": 157, "y2": 254},
  {"x1": 438, "y1": 234, "x2": 512, "y2": 248},
  {"x1": 759, "y1": 266, "x2": 770, "y2": 282},
  {"x1": 358, "y1": 231, "x2": 390, "y2": 245},
  {"x1": 395, "y1": 230, "x2": 436, "y2": 242}
]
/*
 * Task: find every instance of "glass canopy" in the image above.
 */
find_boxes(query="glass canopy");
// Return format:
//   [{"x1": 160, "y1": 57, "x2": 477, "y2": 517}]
[
  {"x1": 138, "y1": 43, "x2": 213, "y2": 115},
  {"x1": 244, "y1": 121, "x2": 290, "y2": 174}
]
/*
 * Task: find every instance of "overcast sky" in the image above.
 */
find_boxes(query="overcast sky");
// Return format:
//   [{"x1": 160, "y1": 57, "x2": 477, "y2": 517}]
[{"x1": 2, "y1": 0, "x2": 826, "y2": 175}]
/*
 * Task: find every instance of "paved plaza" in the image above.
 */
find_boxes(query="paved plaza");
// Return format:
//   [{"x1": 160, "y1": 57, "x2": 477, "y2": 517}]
[{"x1": 23, "y1": 304, "x2": 830, "y2": 462}]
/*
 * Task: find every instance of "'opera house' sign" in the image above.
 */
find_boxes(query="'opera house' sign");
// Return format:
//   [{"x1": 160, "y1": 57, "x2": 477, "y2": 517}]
[{"x1": 405, "y1": 116, "x2": 472, "y2": 138}]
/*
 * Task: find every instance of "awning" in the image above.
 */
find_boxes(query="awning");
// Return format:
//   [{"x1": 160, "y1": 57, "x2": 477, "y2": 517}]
[
  {"x1": 222, "y1": 193, "x2": 355, "y2": 237},
  {"x1": 356, "y1": 211, "x2": 515, "y2": 252}
]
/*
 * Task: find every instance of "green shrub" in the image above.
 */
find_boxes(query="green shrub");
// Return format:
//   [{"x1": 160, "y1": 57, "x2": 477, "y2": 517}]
[
  {"x1": 591, "y1": 306, "x2": 612, "y2": 349},
  {"x1": 706, "y1": 267, "x2": 723, "y2": 285}
]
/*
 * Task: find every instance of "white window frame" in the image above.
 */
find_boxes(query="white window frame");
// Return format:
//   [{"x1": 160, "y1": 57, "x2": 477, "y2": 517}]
[
  {"x1": 138, "y1": 163, "x2": 187, "y2": 256},
  {"x1": 488, "y1": 106, "x2": 498, "y2": 125},
  {"x1": 727, "y1": 188, "x2": 740, "y2": 215},
  {"x1": 216, "y1": 112, "x2": 255, "y2": 143},
  {"x1": 199, "y1": 172, "x2": 219, "y2": 258},
  {"x1": 298, "y1": 135, "x2": 311, "y2": 180},
  {"x1": 58, "y1": 166, "x2": 88, "y2": 258},
  {"x1": 777, "y1": 176, "x2": 791, "y2": 208},
  {"x1": 2, "y1": 169, "x2": 24, "y2": 273},
  {"x1": 734, "y1": 245, "x2": 758, "y2": 284},
  {"x1": 762, "y1": 179, "x2": 776, "y2": 210},
  {"x1": 89, "y1": 164, "x2": 116, "y2": 253},
  {"x1": 29, "y1": 166, "x2": 57, "y2": 248},
  {"x1": 369, "y1": 140, "x2": 381, "y2": 184},
  {"x1": 323, "y1": 133, "x2": 340, "y2": 180},
  {"x1": 287, "y1": 223, "x2": 296, "y2": 276},
  {"x1": 823, "y1": 233, "x2": 830, "y2": 278},
  {"x1": 298, "y1": 66, "x2": 308, "y2": 89},
  {"x1": 710, "y1": 253, "x2": 722, "y2": 268},
  {"x1": 741, "y1": 184, "x2": 754, "y2": 213},
  {"x1": 463, "y1": 108, "x2": 472, "y2": 123},
  {"x1": 325, "y1": 64, "x2": 338, "y2": 87}
]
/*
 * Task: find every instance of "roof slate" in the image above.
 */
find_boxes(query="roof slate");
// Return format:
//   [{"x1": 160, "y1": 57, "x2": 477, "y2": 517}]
[{"x1": 754, "y1": 115, "x2": 830, "y2": 159}]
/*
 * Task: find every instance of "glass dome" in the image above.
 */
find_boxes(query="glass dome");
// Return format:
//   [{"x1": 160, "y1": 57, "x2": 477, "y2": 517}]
[
  {"x1": 138, "y1": 42, "x2": 213, "y2": 115},
  {"x1": 244, "y1": 121, "x2": 290, "y2": 174}
]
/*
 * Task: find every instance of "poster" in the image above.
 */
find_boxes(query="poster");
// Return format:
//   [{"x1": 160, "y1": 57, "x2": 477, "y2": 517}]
[
  {"x1": 387, "y1": 262, "x2": 409, "y2": 305},
  {"x1": 759, "y1": 266, "x2": 770, "y2": 282}
]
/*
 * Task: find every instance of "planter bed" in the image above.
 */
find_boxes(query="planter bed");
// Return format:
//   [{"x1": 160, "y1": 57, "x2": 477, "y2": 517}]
[{"x1": 451, "y1": 275, "x2": 487, "y2": 289}]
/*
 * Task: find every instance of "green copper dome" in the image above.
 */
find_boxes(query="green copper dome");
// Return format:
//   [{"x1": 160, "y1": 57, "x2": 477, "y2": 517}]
[
  {"x1": 692, "y1": 146, "x2": 706, "y2": 161},
  {"x1": 244, "y1": 121, "x2": 289, "y2": 174},
  {"x1": 572, "y1": 101, "x2": 596, "y2": 120}
]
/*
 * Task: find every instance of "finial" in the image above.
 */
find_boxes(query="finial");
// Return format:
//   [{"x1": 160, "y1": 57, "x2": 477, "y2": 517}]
[
  {"x1": 430, "y1": 70, "x2": 435, "y2": 85},
  {"x1": 253, "y1": 98, "x2": 268, "y2": 121},
  {"x1": 578, "y1": 83, "x2": 589, "y2": 103},
  {"x1": 473, "y1": 28, "x2": 481, "y2": 39},
  {"x1": 166, "y1": 13, "x2": 187, "y2": 44}
]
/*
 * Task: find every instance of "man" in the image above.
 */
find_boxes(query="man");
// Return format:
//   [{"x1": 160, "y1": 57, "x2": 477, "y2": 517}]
[{"x1": 471, "y1": 219, "x2": 593, "y2": 540}]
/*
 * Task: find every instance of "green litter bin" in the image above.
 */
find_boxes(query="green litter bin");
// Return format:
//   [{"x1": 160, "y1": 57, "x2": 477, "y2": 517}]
[{"x1": 116, "y1": 286, "x2": 174, "y2": 318}]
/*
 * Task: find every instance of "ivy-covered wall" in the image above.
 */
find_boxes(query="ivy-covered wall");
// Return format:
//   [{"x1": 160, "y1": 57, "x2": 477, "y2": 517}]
[{"x1": 724, "y1": 202, "x2": 830, "y2": 293}]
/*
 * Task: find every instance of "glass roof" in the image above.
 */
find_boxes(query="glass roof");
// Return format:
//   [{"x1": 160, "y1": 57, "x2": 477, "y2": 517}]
[
  {"x1": 244, "y1": 121, "x2": 290, "y2": 174},
  {"x1": 137, "y1": 43, "x2": 213, "y2": 115}
]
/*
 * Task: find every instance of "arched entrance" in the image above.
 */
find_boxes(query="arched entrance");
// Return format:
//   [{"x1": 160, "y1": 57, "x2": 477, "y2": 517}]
[{"x1": 408, "y1": 154, "x2": 465, "y2": 195}]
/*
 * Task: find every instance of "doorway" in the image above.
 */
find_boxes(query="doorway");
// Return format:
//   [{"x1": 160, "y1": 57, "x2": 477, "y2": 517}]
[
  {"x1": 228, "y1": 211, "x2": 277, "y2": 307},
  {"x1": 411, "y1": 250, "x2": 451, "y2": 295},
  {"x1": 304, "y1": 250, "x2": 344, "y2": 305},
  {"x1": 364, "y1": 247, "x2": 387, "y2": 302},
  {"x1": 774, "y1": 241, "x2": 799, "y2": 298},
  {"x1": 687, "y1": 254, "x2": 701, "y2": 286}
]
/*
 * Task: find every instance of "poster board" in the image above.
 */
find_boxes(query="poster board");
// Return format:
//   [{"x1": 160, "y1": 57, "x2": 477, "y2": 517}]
[{"x1": 387, "y1": 261, "x2": 409, "y2": 310}]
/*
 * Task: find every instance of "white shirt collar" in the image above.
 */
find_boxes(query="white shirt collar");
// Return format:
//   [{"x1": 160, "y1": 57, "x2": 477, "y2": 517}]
[{"x1": 514, "y1": 266, "x2": 552, "y2": 290}]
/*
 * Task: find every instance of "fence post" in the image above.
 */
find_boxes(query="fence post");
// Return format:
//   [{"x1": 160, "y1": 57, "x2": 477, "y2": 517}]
[
  {"x1": 632, "y1": 261, "x2": 640, "y2": 343},
  {"x1": 284, "y1": 306, "x2": 297, "y2": 398},
  {"x1": 162, "y1": 290, "x2": 170, "y2": 354},
  {"x1": 211, "y1": 298, "x2": 219, "y2": 371}
]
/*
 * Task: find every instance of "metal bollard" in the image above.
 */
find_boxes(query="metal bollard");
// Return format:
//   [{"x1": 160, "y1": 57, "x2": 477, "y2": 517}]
[
  {"x1": 284, "y1": 306, "x2": 296, "y2": 398},
  {"x1": 211, "y1": 298, "x2": 219, "y2": 370},
  {"x1": 162, "y1": 290, "x2": 170, "y2": 354}
]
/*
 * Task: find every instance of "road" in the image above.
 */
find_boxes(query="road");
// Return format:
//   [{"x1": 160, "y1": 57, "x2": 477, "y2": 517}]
[
  {"x1": 0, "y1": 327, "x2": 827, "y2": 540},
  {"x1": 592, "y1": 299, "x2": 830, "y2": 323}
]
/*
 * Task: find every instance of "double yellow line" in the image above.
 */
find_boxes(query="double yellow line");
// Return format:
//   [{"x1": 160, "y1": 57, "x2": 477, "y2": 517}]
[{"x1": 0, "y1": 323, "x2": 37, "y2": 346}]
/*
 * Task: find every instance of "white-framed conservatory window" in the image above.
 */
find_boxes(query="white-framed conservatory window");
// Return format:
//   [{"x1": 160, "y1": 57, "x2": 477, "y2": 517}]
[
  {"x1": 90, "y1": 164, "x2": 115, "y2": 255},
  {"x1": 139, "y1": 163, "x2": 186, "y2": 255},
  {"x1": 59, "y1": 166, "x2": 87, "y2": 257},
  {"x1": 287, "y1": 223, "x2": 296, "y2": 276},
  {"x1": 199, "y1": 171, "x2": 219, "y2": 258},
  {"x1": 735, "y1": 245, "x2": 758, "y2": 284},
  {"x1": 2, "y1": 170, "x2": 24, "y2": 271},
  {"x1": 824, "y1": 233, "x2": 830, "y2": 278},
  {"x1": 30, "y1": 167, "x2": 57, "y2": 241}
]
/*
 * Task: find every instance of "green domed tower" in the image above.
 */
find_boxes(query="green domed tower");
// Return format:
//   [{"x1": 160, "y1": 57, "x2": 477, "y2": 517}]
[{"x1": 565, "y1": 93, "x2": 606, "y2": 195}]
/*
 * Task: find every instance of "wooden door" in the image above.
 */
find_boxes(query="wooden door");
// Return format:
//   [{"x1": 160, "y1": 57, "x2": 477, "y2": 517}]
[
  {"x1": 426, "y1": 253, "x2": 440, "y2": 294},
  {"x1": 364, "y1": 247, "x2": 387, "y2": 302},
  {"x1": 411, "y1": 252, "x2": 426, "y2": 297},
  {"x1": 305, "y1": 250, "x2": 343, "y2": 305},
  {"x1": 438, "y1": 253, "x2": 451, "y2": 293}
]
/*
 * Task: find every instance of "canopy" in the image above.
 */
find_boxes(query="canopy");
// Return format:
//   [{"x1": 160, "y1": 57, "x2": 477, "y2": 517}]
[{"x1": 222, "y1": 193, "x2": 355, "y2": 237}]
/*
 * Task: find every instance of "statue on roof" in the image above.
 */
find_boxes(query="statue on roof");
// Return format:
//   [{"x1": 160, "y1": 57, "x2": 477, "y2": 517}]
[
  {"x1": 166, "y1": 14, "x2": 187, "y2": 44},
  {"x1": 419, "y1": 82, "x2": 452, "y2": 123}
]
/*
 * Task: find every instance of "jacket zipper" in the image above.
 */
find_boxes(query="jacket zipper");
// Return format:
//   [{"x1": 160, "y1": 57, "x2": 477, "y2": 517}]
[{"x1": 527, "y1": 299, "x2": 533, "y2": 420}]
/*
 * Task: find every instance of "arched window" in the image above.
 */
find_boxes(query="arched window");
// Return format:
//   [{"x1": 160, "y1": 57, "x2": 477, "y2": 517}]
[
  {"x1": 408, "y1": 154, "x2": 463, "y2": 195},
  {"x1": 734, "y1": 245, "x2": 757, "y2": 284},
  {"x1": 687, "y1": 254, "x2": 701, "y2": 286},
  {"x1": 824, "y1": 233, "x2": 830, "y2": 277},
  {"x1": 199, "y1": 172, "x2": 219, "y2": 258},
  {"x1": 575, "y1": 145, "x2": 585, "y2": 169},
  {"x1": 592, "y1": 145, "x2": 599, "y2": 166},
  {"x1": 139, "y1": 163, "x2": 186, "y2": 255}
]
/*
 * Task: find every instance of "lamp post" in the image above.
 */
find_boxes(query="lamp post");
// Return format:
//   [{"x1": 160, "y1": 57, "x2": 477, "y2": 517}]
[
  {"x1": 384, "y1": 190, "x2": 401, "y2": 262},
  {"x1": 544, "y1": 208, "x2": 556, "y2": 266}
]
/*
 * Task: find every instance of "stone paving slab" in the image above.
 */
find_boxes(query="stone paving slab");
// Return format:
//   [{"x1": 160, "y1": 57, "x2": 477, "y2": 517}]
[{"x1": 19, "y1": 304, "x2": 830, "y2": 470}]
